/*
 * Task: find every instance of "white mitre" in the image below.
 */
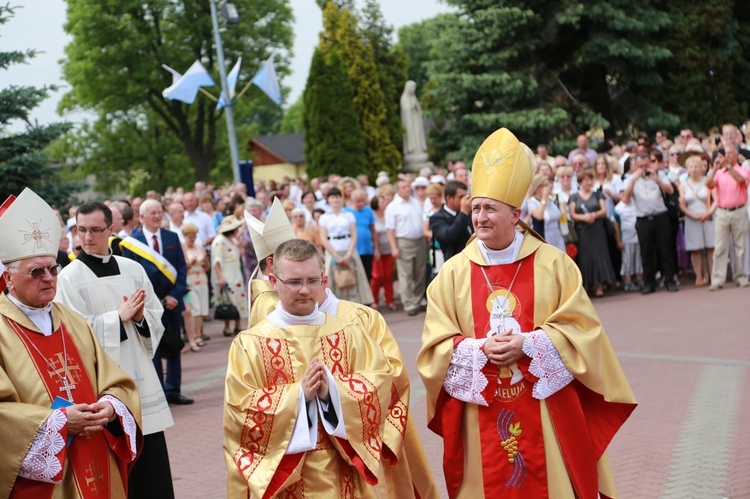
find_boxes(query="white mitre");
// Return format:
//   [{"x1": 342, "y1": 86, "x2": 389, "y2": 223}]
[
  {"x1": 0, "y1": 188, "x2": 62, "y2": 264},
  {"x1": 245, "y1": 198, "x2": 295, "y2": 274}
]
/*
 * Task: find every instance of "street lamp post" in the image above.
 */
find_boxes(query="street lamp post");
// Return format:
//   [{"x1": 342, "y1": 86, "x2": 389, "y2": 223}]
[{"x1": 210, "y1": 0, "x2": 241, "y2": 184}]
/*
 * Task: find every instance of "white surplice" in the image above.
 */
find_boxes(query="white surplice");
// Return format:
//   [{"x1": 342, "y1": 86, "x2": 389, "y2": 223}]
[{"x1": 55, "y1": 254, "x2": 174, "y2": 434}]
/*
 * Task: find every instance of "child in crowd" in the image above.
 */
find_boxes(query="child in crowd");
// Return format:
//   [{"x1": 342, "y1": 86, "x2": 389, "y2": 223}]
[{"x1": 614, "y1": 199, "x2": 644, "y2": 291}]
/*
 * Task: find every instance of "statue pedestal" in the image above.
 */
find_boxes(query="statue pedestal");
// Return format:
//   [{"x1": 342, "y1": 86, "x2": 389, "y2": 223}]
[{"x1": 403, "y1": 153, "x2": 433, "y2": 173}]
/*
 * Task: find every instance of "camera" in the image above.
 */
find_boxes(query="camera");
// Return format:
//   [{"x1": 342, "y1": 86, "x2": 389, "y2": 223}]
[
  {"x1": 715, "y1": 136, "x2": 722, "y2": 146},
  {"x1": 643, "y1": 171, "x2": 651, "y2": 176}
]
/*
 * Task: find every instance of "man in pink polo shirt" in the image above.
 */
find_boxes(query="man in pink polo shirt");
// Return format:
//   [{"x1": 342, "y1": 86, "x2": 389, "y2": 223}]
[{"x1": 706, "y1": 144, "x2": 750, "y2": 290}]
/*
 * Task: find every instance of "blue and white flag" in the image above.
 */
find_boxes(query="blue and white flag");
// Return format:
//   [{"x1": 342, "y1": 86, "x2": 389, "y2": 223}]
[
  {"x1": 217, "y1": 57, "x2": 242, "y2": 109},
  {"x1": 251, "y1": 53, "x2": 282, "y2": 105},
  {"x1": 162, "y1": 60, "x2": 215, "y2": 104}
]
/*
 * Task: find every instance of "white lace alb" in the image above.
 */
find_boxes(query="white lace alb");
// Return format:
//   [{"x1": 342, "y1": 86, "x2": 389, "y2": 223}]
[
  {"x1": 19, "y1": 409, "x2": 67, "y2": 483},
  {"x1": 101, "y1": 394, "x2": 139, "y2": 461},
  {"x1": 521, "y1": 331, "x2": 574, "y2": 400},
  {"x1": 443, "y1": 337, "x2": 490, "y2": 406}
]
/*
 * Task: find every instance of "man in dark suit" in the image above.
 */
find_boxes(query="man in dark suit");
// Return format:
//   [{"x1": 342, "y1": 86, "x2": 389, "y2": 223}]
[
  {"x1": 121, "y1": 199, "x2": 193, "y2": 405},
  {"x1": 429, "y1": 181, "x2": 473, "y2": 261}
]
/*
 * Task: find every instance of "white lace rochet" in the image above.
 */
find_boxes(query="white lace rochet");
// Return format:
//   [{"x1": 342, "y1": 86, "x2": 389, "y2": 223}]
[
  {"x1": 520, "y1": 331, "x2": 574, "y2": 400},
  {"x1": 443, "y1": 337, "x2": 490, "y2": 406},
  {"x1": 19, "y1": 409, "x2": 66, "y2": 483},
  {"x1": 101, "y1": 394, "x2": 139, "y2": 460}
]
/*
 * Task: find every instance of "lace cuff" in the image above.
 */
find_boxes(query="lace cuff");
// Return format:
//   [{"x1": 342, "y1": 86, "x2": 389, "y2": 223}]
[
  {"x1": 100, "y1": 395, "x2": 138, "y2": 461},
  {"x1": 521, "y1": 331, "x2": 574, "y2": 400},
  {"x1": 19, "y1": 410, "x2": 67, "y2": 483},
  {"x1": 443, "y1": 337, "x2": 490, "y2": 406}
]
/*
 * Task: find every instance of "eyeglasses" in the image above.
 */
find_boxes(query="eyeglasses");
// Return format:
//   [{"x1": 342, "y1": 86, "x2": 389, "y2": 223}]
[
  {"x1": 650, "y1": 158, "x2": 659, "y2": 162},
  {"x1": 275, "y1": 276, "x2": 324, "y2": 290},
  {"x1": 77, "y1": 226, "x2": 110, "y2": 235},
  {"x1": 669, "y1": 153, "x2": 679, "y2": 157},
  {"x1": 10, "y1": 264, "x2": 63, "y2": 279}
]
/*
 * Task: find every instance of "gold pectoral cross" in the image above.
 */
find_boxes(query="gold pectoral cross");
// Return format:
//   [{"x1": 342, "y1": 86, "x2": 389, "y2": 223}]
[{"x1": 48, "y1": 353, "x2": 82, "y2": 402}]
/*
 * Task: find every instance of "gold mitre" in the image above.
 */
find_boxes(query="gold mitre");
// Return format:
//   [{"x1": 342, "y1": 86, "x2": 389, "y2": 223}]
[
  {"x1": 0, "y1": 188, "x2": 62, "y2": 264},
  {"x1": 471, "y1": 128, "x2": 536, "y2": 208},
  {"x1": 244, "y1": 198, "x2": 294, "y2": 260}
]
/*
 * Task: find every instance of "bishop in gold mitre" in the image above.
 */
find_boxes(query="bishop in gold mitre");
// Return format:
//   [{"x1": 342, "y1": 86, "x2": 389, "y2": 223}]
[
  {"x1": 0, "y1": 188, "x2": 142, "y2": 498},
  {"x1": 418, "y1": 128, "x2": 637, "y2": 498}
]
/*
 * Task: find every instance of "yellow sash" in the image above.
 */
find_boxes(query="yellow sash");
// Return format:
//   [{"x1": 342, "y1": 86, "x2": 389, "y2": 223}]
[{"x1": 119, "y1": 236, "x2": 177, "y2": 284}]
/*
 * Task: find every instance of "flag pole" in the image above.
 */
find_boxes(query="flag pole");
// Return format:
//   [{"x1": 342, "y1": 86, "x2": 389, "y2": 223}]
[
  {"x1": 199, "y1": 88, "x2": 218, "y2": 102},
  {"x1": 210, "y1": 0, "x2": 241, "y2": 184},
  {"x1": 235, "y1": 80, "x2": 254, "y2": 101}
]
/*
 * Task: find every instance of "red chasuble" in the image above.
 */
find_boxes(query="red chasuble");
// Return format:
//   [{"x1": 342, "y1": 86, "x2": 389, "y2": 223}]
[{"x1": 8, "y1": 319, "x2": 129, "y2": 499}]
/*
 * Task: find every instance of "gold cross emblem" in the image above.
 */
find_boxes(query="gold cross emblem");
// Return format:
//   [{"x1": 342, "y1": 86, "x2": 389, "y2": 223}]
[{"x1": 85, "y1": 461, "x2": 104, "y2": 493}]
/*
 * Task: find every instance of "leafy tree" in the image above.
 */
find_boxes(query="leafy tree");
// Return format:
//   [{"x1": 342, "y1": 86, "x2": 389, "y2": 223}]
[
  {"x1": 280, "y1": 96, "x2": 305, "y2": 133},
  {"x1": 319, "y1": 1, "x2": 401, "y2": 177},
  {"x1": 397, "y1": 15, "x2": 452, "y2": 99},
  {"x1": 60, "y1": 0, "x2": 293, "y2": 186},
  {"x1": 303, "y1": 48, "x2": 366, "y2": 178},
  {"x1": 0, "y1": 5, "x2": 76, "y2": 207}
]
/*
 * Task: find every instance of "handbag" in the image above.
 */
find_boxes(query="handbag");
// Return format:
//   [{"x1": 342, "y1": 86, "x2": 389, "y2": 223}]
[
  {"x1": 160, "y1": 323, "x2": 185, "y2": 357},
  {"x1": 214, "y1": 287, "x2": 240, "y2": 320},
  {"x1": 563, "y1": 221, "x2": 578, "y2": 244},
  {"x1": 333, "y1": 263, "x2": 357, "y2": 289}
]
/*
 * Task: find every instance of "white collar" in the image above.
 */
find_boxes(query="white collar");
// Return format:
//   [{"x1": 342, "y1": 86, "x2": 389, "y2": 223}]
[
  {"x1": 318, "y1": 288, "x2": 339, "y2": 315},
  {"x1": 268, "y1": 301, "x2": 325, "y2": 326},
  {"x1": 478, "y1": 231, "x2": 523, "y2": 265},
  {"x1": 443, "y1": 204, "x2": 458, "y2": 216},
  {"x1": 89, "y1": 248, "x2": 113, "y2": 264},
  {"x1": 7, "y1": 293, "x2": 53, "y2": 336}
]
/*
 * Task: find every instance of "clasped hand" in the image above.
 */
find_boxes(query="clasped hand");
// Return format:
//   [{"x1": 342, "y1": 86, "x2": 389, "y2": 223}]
[
  {"x1": 66, "y1": 401, "x2": 115, "y2": 437},
  {"x1": 119, "y1": 288, "x2": 146, "y2": 322},
  {"x1": 483, "y1": 330, "x2": 525, "y2": 366},
  {"x1": 301, "y1": 358, "x2": 330, "y2": 403}
]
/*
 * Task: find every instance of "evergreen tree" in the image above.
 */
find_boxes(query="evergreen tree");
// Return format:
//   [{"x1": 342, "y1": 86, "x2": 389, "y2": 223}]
[
  {"x1": 361, "y1": 0, "x2": 407, "y2": 170},
  {"x1": 654, "y1": 0, "x2": 749, "y2": 131},
  {"x1": 0, "y1": 5, "x2": 76, "y2": 206},
  {"x1": 320, "y1": 1, "x2": 401, "y2": 177},
  {"x1": 427, "y1": 1, "x2": 573, "y2": 160},
  {"x1": 303, "y1": 48, "x2": 366, "y2": 179}
]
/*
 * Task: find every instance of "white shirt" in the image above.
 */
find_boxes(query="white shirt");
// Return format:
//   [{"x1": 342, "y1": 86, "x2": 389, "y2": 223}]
[
  {"x1": 169, "y1": 222, "x2": 187, "y2": 243},
  {"x1": 141, "y1": 227, "x2": 163, "y2": 255},
  {"x1": 319, "y1": 211, "x2": 355, "y2": 253},
  {"x1": 184, "y1": 209, "x2": 216, "y2": 247},
  {"x1": 385, "y1": 195, "x2": 424, "y2": 239}
]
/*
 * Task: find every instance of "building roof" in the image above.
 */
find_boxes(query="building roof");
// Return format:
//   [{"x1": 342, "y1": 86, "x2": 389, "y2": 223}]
[{"x1": 251, "y1": 132, "x2": 305, "y2": 165}]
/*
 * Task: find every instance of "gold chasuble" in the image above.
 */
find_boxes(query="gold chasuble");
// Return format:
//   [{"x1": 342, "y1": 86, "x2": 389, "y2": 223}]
[
  {"x1": 247, "y1": 293, "x2": 438, "y2": 498},
  {"x1": 0, "y1": 293, "x2": 142, "y2": 499},
  {"x1": 248, "y1": 279, "x2": 277, "y2": 327},
  {"x1": 224, "y1": 314, "x2": 394, "y2": 498},
  {"x1": 419, "y1": 235, "x2": 637, "y2": 498}
]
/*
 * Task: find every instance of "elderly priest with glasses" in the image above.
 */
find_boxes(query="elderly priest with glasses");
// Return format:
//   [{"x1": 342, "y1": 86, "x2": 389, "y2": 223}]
[{"x1": 0, "y1": 188, "x2": 141, "y2": 498}]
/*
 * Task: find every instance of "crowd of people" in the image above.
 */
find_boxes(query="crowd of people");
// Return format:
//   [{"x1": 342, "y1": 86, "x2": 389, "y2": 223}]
[{"x1": 6, "y1": 120, "x2": 749, "y2": 496}]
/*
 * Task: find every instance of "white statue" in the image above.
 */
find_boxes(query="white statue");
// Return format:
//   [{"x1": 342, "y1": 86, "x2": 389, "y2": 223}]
[{"x1": 400, "y1": 80, "x2": 431, "y2": 168}]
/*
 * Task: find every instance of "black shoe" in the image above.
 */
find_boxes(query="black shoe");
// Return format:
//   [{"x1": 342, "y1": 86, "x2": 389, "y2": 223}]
[
  {"x1": 407, "y1": 309, "x2": 419, "y2": 316},
  {"x1": 665, "y1": 282, "x2": 679, "y2": 292},
  {"x1": 641, "y1": 286, "x2": 656, "y2": 295},
  {"x1": 167, "y1": 395, "x2": 194, "y2": 405}
]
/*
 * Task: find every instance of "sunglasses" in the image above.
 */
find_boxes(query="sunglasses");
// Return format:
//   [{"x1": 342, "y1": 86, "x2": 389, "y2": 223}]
[{"x1": 11, "y1": 264, "x2": 63, "y2": 279}]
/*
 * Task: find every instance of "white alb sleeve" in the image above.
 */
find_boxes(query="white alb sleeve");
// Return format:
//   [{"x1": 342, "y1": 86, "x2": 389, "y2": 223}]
[{"x1": 442, "y1": 337, "x2": 490, "y2": 406}]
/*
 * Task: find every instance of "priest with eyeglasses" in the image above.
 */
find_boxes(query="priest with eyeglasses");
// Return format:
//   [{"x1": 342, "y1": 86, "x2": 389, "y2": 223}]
[
  {"x1": 0, "y1": 188, "x2": 142, "y2": 498},
  {"x1": 223, "y1": 239, "x2": 394, "y2": 497}
]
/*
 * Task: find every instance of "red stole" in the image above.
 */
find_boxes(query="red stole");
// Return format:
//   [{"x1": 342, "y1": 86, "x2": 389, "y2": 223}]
[
  {"x1": 470, "y1": 256, "x2": 548, "y2": 498},
  {"x1": 8, "y1": 319, "x2": 115, "y2": 499}
]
